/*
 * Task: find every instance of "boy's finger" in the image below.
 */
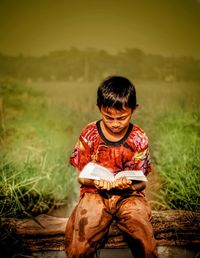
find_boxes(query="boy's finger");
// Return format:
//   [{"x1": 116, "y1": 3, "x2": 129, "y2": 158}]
[
  {"x1": 103, "y1": 180, "x2": 107, "y2": 189},
  {"x1": 105, "y1": 181, "x2": 111, "y2": 190},
  {"x1": 106, "y1": 181, "x2": 111, "y2": 191},
  {"x1": 104, "y1": 180, "x2": 109, "y2": 187},
  {"x1": 117, "y1": 178, "x2": 123, "y2": 188},
  {"x1": 114, "y1": 180, "x2": 119, "y2": 187},
  {"x1": 94, "y1": 180, "x2": 99, "y2": 186},
  {"x1": 122, "y1": 177, "x2": 127, "y2": 186},
  {"x1": 99, "y1": 180, "x2": 104, "y2": 188}
]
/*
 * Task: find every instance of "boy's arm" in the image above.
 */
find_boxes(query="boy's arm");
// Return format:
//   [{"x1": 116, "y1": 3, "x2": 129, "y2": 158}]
[
  {"x1": 112, "y1": 177, "x2": 146, "y2": 191},
  {"x1": 78, "y1": 178, "x2": 95, "y2": 187},
  {"x1": 130, "y1": 181, "x2": 146, "y2": 191}
]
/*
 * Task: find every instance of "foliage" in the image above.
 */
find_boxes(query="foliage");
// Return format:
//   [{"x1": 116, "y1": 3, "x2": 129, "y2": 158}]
[
  {"x1": 0, "y1": 154, "x2": 76, "y2": 218},
  {"x1": 0, "y1": 80, "x2": 78, "y2": 218},
  {"x1": 0, "y1": 48, "x2": 200, "y2": 82},
  {"x1": 154, "y1": 108, "x2": 200, "y2": 211}
]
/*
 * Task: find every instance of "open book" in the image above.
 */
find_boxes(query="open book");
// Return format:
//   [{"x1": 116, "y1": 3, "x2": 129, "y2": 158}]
[{"x1": 79, "y1": 162, "x2": 147, "y2": 182}]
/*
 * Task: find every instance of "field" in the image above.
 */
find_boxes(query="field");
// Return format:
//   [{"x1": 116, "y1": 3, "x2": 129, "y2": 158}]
[{"x1": 0, "y1": 79, "x2": 199, "y2": 218}]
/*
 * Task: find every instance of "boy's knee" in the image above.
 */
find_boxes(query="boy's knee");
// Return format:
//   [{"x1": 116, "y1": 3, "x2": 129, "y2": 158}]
[{"x1": 65, "y1": 235, "x2": 96, "y2": 258}]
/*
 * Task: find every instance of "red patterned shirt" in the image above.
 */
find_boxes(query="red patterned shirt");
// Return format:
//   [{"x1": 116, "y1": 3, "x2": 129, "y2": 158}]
[{"x1": 69, "y1": 120, "x2": 152, "y2": 196}]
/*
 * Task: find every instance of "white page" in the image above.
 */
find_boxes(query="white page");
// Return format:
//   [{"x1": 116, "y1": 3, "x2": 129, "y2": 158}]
[
  {"x1": 114, "y1": 170, "x2": 147, "y2": 181},
  {"x1": 79, "y1": 162, "x2": 147, "y2": 182},
  {"x1": 79, "y1": 162, "x2": 115, "y2": 181}
]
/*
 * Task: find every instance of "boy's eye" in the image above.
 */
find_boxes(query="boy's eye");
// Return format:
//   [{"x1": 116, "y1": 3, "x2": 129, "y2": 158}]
[
  {"x1": 118, "y1": 116, "x2": 126, "y2": 120},
  {"x1": 104, "y1": 116, "x2": 127, "y2": 121},
  {"x1": 105, "y1": 116, "x2": 114, "y2": 120}
]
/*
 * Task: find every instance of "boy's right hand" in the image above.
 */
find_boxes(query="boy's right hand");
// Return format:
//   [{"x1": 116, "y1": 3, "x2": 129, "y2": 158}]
[{"x1": 94, "y1": 180, "x2": 112, "y2": 191}]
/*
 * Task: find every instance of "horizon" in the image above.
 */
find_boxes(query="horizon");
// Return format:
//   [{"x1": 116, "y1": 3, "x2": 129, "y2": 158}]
[{"x1": 0, "y1": 46, "x2": 199, "y2": 59}]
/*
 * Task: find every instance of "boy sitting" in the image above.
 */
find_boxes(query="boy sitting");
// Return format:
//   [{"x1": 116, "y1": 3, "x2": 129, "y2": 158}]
[{"x1": 65, "y1": 76, "x2": 158, "y2": 258}]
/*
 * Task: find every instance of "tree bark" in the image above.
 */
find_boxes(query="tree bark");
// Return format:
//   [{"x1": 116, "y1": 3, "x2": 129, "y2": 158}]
[{"x1": 1, "y1": 210, "x2": 200, "y2": 251}]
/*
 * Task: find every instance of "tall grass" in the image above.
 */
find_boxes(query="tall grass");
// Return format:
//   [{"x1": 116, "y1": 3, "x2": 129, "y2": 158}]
[
  {"x1": 0, "y1": 80, "x2": 78, "y2": 218},
  {"x1": 0, "y1": 153, "x2": 77, "y2": 217},
  {"x1": 153, "y1": 107, "x2": 200, "y2": 210}
]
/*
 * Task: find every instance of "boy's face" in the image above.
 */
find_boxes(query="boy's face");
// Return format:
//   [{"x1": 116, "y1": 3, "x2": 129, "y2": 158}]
[{"x1": 100, "y1": 106, "x2": 133, "y2": 136}]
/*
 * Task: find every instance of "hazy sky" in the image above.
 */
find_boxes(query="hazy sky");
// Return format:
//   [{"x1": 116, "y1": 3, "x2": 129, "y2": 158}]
[{"x1": 0, "y1": 0, "x2": 200, "y2": 57}]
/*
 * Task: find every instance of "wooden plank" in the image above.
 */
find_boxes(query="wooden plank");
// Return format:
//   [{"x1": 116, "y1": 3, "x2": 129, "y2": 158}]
[{"x1": 1, "y1": 210, "x2": 200, "y2": 251}]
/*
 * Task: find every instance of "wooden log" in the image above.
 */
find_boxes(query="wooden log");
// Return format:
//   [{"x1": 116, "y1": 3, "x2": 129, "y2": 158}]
[{"x1": 0, "y1": 210, "x2": 200, "y2": 251}]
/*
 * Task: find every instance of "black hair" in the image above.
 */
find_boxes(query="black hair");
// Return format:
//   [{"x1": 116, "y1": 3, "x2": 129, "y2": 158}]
[{"x1": 97, "y1": 76, "x2": 137, "y2": 110}]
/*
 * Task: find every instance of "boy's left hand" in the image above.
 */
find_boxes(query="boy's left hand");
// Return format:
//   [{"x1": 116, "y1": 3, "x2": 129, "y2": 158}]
[
  {"x1": 112, "y1": 177, "x2": 132, "y2": 190},
  {"x1": 94, "y1": 179, "x2": 113, "y2": 191}
]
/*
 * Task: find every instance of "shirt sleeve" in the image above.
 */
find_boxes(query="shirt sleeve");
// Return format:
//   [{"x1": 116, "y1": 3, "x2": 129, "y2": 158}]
[
  {"x1": 69, "y1": 134, "x2": 92, "y2": 172},
  {"x1": 126, "y1": 126, "x2": 152, "y2": 176},
  {"x1": 134, "y1": 144, "x2": 152, "y2": 176}
]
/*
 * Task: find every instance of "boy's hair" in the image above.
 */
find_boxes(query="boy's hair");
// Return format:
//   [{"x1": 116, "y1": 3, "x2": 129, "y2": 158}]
[{"x1": 97, "y1": 76, "x2": 137, "y2": 110}]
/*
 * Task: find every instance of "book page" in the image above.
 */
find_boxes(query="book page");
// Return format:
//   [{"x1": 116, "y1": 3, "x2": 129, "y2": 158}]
[
  {"x1": 114, "y1": 170, "x2": 148, "y2": 182},
  {"x1": 79, "y1": 163, "x2": 148, "y2": 182},
  {"x1": 79, "y1": 162, "x2": 115, "y2": 181}
]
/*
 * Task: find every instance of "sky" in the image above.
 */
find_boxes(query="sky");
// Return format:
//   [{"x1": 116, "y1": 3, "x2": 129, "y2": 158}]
[{"x1": 0, "y1": 0, "x2": 200, "y2": 57}]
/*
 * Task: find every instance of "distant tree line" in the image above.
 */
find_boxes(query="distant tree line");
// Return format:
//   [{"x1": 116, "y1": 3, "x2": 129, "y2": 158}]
[{"x1": 0, "y1": 47, "x2": 199, "y2": 82}]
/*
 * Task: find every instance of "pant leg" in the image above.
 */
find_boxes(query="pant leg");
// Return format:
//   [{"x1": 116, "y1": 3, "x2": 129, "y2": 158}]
[
  {"x1": 65, "y1": 193, "x2": 112, "y2": 258},
  {"x1": 116, "y1": 195, "x2": 158, "y2": 258}
]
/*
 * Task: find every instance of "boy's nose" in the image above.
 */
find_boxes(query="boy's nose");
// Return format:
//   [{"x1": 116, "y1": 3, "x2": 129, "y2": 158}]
[{"x1": 112, "y1": 120, "x2": 120, "y2": 127}]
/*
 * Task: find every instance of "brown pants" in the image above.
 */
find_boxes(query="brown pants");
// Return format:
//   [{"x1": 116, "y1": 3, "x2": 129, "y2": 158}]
[{"x1": 65, "y1": 191, "x2": 158, "y2": 258}]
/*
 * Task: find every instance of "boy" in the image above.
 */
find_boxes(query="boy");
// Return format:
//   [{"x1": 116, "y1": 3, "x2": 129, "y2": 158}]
[{"x1": 65, "y1": 76, "x2": 158, "y2": 258}]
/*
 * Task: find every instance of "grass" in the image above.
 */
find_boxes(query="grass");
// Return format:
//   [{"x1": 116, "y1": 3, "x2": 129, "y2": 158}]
[
  {"x1": 0, "y1": 80, "x2": 78, "y2": 218},
  {"x1": 153, "y1": 107, "x2": 200, "y2": 210},
  {"x1": 0, "y1": 78, "x2": 200, "y2": 218}
]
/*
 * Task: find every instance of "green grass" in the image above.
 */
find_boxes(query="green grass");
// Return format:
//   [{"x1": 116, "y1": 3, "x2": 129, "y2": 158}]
[
  {"x1": 0, "y1": 79, "x2": 200, "y2": 217},
  {"x1": 0, "y1": 80, "x2": 78, "y2": 218},
  {"x1": 0, "y1": 153, "x2": 76, "y2": 217},
  {"x1": 153, "y1": 107, "x2": 200, "y2": 210}
]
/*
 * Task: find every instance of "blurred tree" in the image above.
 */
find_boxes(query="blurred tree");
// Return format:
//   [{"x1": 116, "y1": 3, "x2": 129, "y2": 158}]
[{"x1": 0, "y1": 49, "x2": 199, "y2": 82}]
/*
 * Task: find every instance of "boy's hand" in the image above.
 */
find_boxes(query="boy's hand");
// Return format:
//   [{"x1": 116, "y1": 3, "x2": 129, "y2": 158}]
[
  {"x1": 94, "y1": 177, "x2": 133, "y2": 191},
  {"x1": 94, "y1": 179, "x2": 113, "y2": 191},
  {"x1": 112, "y1": 177, "x2": 132, "y2": 190}
]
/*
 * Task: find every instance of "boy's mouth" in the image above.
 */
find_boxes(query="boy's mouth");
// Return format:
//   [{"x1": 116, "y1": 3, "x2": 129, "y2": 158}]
[{"x1": 111, "y1": 127, "x2": 122, "y2": 132}]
